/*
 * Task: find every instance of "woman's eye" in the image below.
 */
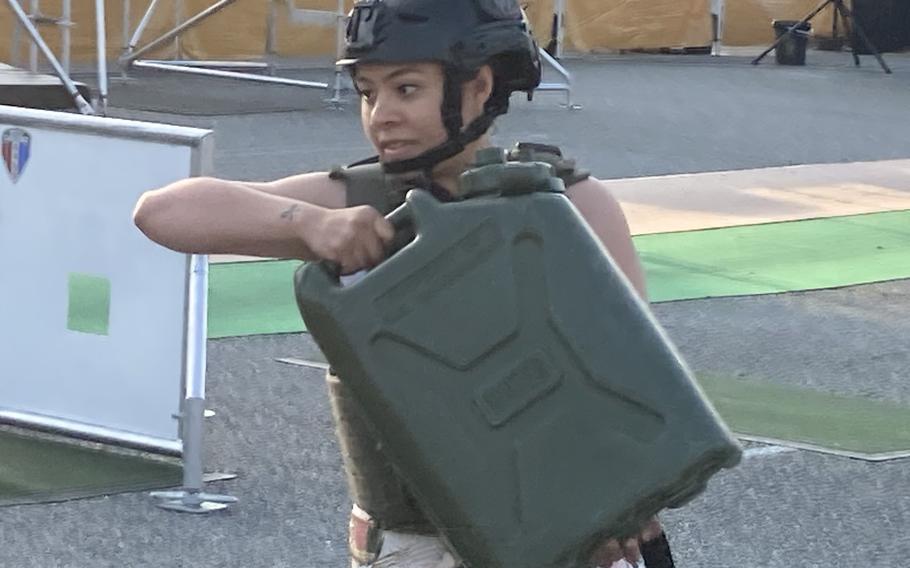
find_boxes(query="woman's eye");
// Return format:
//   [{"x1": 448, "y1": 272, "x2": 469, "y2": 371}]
[
  {"x1": 398, "y1": 84, "x2": 418, "y2": 96},
  {"x1": 359, "y1": 89, "x2": 375, "y2": 102}
]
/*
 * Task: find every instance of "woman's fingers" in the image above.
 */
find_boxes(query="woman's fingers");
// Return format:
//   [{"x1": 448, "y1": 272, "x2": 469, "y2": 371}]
[
  {"x1": 623, "y1": 537, "x2": 642, "y2": 564},
  {"x1": 590, "y1": 538, "x2": 624, "y2": 566}
]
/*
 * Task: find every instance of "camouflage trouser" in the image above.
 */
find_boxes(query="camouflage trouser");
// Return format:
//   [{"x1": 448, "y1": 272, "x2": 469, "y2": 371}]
[
  {"x1": 348, "y1": 504, "x2": 459, "y2": 568},
  {"x1": 348, "y1": 505, "x2": 645, "y2": 568},
  {"x1": 349, "y1": 530, "x2": 461, "y2": 568},
  {"x1": 349, "y1": 531, "x2": 642, "y2": 568}
]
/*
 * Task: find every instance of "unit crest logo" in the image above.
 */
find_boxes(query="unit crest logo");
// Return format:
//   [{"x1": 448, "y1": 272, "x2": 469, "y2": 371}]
[{"x1": 2, "y1": 128, "x2": 32, "y2": 183}]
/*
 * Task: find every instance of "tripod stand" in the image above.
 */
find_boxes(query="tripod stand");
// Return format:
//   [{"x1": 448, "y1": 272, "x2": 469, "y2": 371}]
[{"x1": 751, "y1": 0, "x2": 892, "y2": 74}]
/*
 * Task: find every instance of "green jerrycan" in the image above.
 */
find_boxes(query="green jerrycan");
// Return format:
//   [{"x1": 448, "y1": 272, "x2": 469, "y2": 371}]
[{"x1": 294, "y1": 149, "x2": 742, "y2": 568}]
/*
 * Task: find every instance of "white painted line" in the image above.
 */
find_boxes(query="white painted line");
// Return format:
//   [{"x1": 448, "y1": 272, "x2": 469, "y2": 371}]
[
  {"x1": 203, "y1": 472, "x2": 238, "y2": 483},
  {"x1": 737, "y1": 434, "x2": 910, "y2": 462},
  {"x1": 743, "y1": 445, "x2": 798, "y2": 459},
  {"x1": 275, "y1": 357, "x2": 330, "y2": 371}
]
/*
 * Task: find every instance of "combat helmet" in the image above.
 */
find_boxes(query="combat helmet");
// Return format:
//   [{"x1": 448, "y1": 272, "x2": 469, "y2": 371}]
[{"x1": 339, "y1": 0, "x2": 542, "y2": 174}]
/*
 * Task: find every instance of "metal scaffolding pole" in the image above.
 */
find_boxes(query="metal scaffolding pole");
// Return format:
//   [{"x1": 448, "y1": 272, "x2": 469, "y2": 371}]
[
  {"x1": 95, "y1": 0, "x2": 109, "y2": 114},
  {"x1": 61, "y1": 0, "x2": 71, "y2": 73},
  {"x1": 119, "y1": 0, "x2": 341, "y2": 95},
  {"x1": 132, "y1": 60, "x2": 327, "y2": 89},
  {"x1": 120, "y1": 0, "x2": 237, "y2": 65},
  {"x1": 29, "y1": 0, "x2": 39, "y2": 71},
  {"x1": 4, "y1": 0, "x2": 95, "y2": 114},
  {"x1": 554, "y1": 0, "x2": 566, "y2": 59},
  {"x1": 127, "y1": 0, "x2": 162, "y2": 54},
  {"x1": 327, "y1": 0, "x2": 347, "y2": 107},
  {"x1": 121, "y1": 0, "x2": 130, "y2": 54},
  {"x1": 711, "y1": 0, "x2": 725, "y2": 56},
  {"x1": 8, "y1": 1, "x2": 76, "y2": 87}
]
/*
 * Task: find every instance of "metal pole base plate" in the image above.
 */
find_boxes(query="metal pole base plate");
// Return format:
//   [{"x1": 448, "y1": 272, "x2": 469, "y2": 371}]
[
  {"x1": 150, "y1": 490, "x2": 238, "y2": 514},
  {"x1": 324, "y1": 97, "x2": 346, "y2": 110}
]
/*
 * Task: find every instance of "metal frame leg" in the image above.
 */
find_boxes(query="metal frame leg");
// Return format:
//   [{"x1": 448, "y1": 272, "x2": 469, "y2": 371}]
[
  {"x1": 526, "y1": 3, "x2": 578, "y2": 111},
  {"x1": 834, "y1": 0, "x2": 892, "y2": 74},
  {"x1": 835, "y1": 3, "x2": 862, "y2": 66},
  {"x1": 149, "y1": 398, "x2": 238, "y2": 513},
  {"x1": 536, "y1": 47, "x2": 581, "y2": 111},
  {"x1": 150, "y1": 255, "x2": 237, "y2": 514}
]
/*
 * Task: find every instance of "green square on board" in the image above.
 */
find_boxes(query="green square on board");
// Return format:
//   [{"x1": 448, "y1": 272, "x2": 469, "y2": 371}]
[{"x1": 67, "y1": 273, "x2": 111, "y2": 335}]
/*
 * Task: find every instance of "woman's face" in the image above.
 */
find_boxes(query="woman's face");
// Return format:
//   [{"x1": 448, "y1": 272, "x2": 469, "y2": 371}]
[
  {"x1": 354, "y1": 62, "x2": 491, "y2": 165},
  {"x1": 355, "y1": 62, "x2": 449, "y2": 164}
]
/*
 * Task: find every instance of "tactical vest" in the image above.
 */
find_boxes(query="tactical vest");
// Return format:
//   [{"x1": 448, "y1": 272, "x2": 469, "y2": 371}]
[{"x1": 325, "y1": 142, "x2": 590, "y2": 532}]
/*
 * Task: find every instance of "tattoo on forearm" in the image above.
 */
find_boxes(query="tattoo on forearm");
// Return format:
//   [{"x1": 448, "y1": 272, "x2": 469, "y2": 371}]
[{"x1": 280, "y1": 204, "x2": 300, "y2": 221}]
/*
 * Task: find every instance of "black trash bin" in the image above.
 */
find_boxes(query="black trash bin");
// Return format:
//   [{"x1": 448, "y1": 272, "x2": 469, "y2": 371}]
[{"x1": 773, "y1": 20, "x2": 812, "y2": 65}]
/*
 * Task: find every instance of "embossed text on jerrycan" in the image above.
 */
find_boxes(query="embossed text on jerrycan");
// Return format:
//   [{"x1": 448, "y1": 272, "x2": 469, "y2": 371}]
[{"x1": 294, "y1": 148, "x2": 742, "y2": 568}]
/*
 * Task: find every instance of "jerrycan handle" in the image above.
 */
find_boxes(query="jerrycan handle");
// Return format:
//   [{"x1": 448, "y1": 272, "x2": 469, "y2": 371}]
[
  {"x1": 386, "y1": 199, "x2": 411, "y2": 230},
  {"x1": 384, "y1": 196, "x2": 416, "y2": 258},
  {"x1": 379, "y1": 188, "x2": 447, "y2": 259},
  {"x1": 319, "y1": 189, "x2": 436, "y2": 284}
]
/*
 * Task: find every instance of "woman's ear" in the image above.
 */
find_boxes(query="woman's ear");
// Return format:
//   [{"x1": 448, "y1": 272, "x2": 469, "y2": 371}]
[
  {"x1": 478, "y1": 65, "x2": 495, "y2": 100},
  {"x1": 465, "y1": 65, "x2": 495, "y2": 110}
]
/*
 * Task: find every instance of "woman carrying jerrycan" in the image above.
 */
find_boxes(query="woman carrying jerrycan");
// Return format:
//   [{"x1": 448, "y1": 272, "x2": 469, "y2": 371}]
[{"x1": 134, "y1": 1, "x2": 675, "y2": 566}]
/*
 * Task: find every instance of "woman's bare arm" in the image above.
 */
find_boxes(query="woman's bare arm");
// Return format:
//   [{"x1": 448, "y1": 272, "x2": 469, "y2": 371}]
[
  {"x1": 132, "y1": 173, "x2": 339, "y2": 259},
  {"x1": 566, "y1": 177, "x2": 648, "y2": 300}
]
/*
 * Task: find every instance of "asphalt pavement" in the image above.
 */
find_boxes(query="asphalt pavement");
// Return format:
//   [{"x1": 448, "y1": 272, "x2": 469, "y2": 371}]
[{"x1": 1, "y1": 49, "x2": 909, "y2": 567}]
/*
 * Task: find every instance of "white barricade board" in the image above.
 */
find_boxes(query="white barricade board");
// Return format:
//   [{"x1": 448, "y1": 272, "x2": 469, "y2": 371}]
[{"x1": 0, "y1": 105, "x2": 212, "y2": 454}]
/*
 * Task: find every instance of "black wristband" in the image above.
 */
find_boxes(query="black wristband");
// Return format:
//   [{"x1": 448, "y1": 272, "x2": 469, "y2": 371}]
[{"x1": 640, "y1": 532, "x2": 675, "y2": 568}]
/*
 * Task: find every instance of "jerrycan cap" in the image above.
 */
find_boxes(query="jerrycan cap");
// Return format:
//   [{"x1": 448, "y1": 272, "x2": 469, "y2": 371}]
[{"x1": 458, "y1": 147, "x2": 565, "y2": 199}]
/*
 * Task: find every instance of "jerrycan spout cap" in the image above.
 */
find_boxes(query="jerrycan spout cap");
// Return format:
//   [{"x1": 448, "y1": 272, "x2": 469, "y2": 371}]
[{"x1": 458, "y1": 146, "x2": 565, "y2": 199}]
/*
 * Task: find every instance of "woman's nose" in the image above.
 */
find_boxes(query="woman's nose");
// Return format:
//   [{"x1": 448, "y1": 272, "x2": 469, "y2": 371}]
[{"x1": 369, "y1": 90, "x2": 401, "y2": 127}]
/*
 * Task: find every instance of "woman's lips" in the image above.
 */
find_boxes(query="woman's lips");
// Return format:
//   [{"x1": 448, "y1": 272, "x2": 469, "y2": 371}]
[{"x1": 380, "y1": 141, "x2": 416, "y2": 160}]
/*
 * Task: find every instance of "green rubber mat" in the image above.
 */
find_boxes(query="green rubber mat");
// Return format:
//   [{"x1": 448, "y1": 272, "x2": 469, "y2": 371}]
[
  {"x1": 698, "y1": 375, "x2": 910, "y2": 458},
  {"x1": 208, "y1": 260, "x2": 304, "y2": 339},
  {"x1": 0, "y1": 430, "x2": 182, "y2": 507},
  {"x1": 206, "y1": 210, "x2": 910, "y2": 338},
  {"x1": 638, "y1": 210, "x2": 910, "y2": 303},
  {"x1": 276, "y1": 353, "x2": 910, "y2": 458}
]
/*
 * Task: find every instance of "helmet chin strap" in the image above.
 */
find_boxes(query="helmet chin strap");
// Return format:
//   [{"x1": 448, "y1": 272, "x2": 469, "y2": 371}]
[
  {"x1": 381, "y1": 68, "x2": 507, "y2": 176},
  {"x1": 379, "y1": 115, "x2": 495, "y2": 175}
]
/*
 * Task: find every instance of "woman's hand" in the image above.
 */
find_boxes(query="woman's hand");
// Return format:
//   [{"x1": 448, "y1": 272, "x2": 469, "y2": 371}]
[
  {"x1": 301, "y1": 205, "x2": 395, "y2": 274},
  {"x1": 589, "y1": 516, "x2": 664, "y2": 567}
]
